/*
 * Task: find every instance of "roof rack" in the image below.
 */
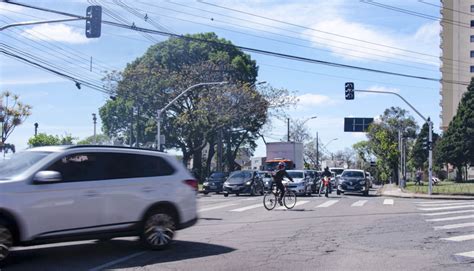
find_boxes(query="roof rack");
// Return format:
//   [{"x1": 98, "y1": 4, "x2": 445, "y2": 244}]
[{"x1": 65, "y1": 145, "x2": 163, "y2": 152}]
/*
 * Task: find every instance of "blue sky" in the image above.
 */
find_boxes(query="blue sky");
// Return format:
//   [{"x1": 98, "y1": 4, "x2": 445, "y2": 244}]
[{"x1": 0, "y1": 0, "x2": 445, "y2": 158}]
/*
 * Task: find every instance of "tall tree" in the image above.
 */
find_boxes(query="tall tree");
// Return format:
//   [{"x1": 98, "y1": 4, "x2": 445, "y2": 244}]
[
  {"x1": 411, "y1": 122, "x2": 440, "y2": 171},
  {"x1": 0, "y1": 91, "x2": 32, "y2": 152}
]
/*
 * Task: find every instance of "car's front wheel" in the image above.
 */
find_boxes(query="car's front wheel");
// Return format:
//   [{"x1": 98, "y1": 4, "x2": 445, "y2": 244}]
[
  {"x1": 141, "y1": 210, "x2": 175, "y2": 250},
  {"x1": 336, "y1": 190, "x2": 341, "y2": 195},
  {"x1": 0, "y1": 224, "x2": 13, "y2": 263}
]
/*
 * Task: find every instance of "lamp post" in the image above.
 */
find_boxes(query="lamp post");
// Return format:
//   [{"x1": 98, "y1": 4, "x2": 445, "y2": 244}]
[
  {"x1": 156, "y1": 81, "x2": 227, "y2": 151},
  {"x1": 323, "y1": 138, "x2": 338, "y2": 167},
  {"x1": 92, "y1": 113, "x2": 97, "y2": 145},
  {"x1": 34, "y1": 122, "x2": 38, "y2": 136}
]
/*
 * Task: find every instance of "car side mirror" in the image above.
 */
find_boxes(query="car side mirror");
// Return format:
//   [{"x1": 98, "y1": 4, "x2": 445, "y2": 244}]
[{"x1": 33, "y1": 171, "x2": 62, "y2": 184}]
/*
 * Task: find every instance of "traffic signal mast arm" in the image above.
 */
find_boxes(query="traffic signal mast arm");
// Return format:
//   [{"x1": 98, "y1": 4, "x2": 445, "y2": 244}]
[
  {"x1": 352, "y1": 88, "x2": 434, "y2": 195},
  {"x1": 0, "y1": 18, "x2": 83, "y2": 31}
]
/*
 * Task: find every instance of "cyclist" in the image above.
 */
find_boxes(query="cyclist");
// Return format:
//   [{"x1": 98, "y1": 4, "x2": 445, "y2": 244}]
[
  {"x1": 272, "y1": 162, "x2": 294, "y2": 205},
  {"x1": 321, "y1": 167, "x2": 332, "y2": 197}
]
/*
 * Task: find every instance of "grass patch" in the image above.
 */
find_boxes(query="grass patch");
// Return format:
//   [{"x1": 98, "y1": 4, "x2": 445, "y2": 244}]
[{"x1": 404, "y1": 181, "x2": 474, "y2": 195}]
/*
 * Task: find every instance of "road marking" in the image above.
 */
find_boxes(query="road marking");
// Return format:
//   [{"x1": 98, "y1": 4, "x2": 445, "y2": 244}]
[
  {"x1": 455, "y1": 251, "x2": 474, "y2": 258},
  {"x1": 418, "y1": 205, "x2": 474, "y2": 211},
  {"x1": 89, "y1": 251, "x2": 147, "y2": 271},
  {"x1": 316, "y1": 200, "x2": 339, "y2": 208},
  {"x1": 442, "y1": 234, "x2": 474, "y2": 242},
  {"x1": 230, "y1": 203, "x2": 262, "y2": 212},
  {"x1": 351, "y1": 200, "x2": 368, "y2": 207},
  {"x1": 417, "y1": 202, "x2": 473, "y2": 207},
  {"x1": 276, "y1": 200, "x2": 310, "y2": 210},
  {"x1": 434, "y1": 222, "x2": 474, "y2": 230},
  {"x1": 421, "y1": 210, "x2": 474, "y2": 216},
  {"x1": 199, "y1": 203, "x2": 237, "y2": 212},
  {"x1": 426, "y1": 214, "x2": 474, "y2": 222},
  {"x1": 383, "y1": 199, "x2": 394, "y2": 205},
  {"x1": 414, "y1": 200, "x2": 466, "y2": 204}
]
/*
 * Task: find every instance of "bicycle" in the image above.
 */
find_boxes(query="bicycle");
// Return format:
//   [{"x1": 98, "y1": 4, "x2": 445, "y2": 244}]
[{"x1": 263, "y1": 182, "x2": 297, "y2": 210}]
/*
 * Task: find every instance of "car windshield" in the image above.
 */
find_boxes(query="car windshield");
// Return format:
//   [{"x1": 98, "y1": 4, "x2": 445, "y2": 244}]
[
  {"x1": 0, "y1": 151, "x2": 51, "y2": 179},
  {"x1": 229, "y1": 171, "x2": 252, "y2": 178},
  {"x1": 287, "y1": 171, "x2": 304, "y2": 179},
  {"x1": 210, "y1": 172, "x2": 227, "y2": 178},
  {"x1": 331, "y1": 169, "x2": 345, "y2": 175},
  {"x1": 341, "y1": 171, "x2": 364, "y2": 178}
]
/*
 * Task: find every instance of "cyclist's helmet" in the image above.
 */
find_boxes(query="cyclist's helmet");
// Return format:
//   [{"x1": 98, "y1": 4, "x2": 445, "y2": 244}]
[{"x1": 278, "y1": 162, "x2": 286, "y2": 169}]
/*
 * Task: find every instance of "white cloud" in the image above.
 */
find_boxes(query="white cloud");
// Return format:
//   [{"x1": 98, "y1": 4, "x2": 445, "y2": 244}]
[
  {"x1": 357, "y1": 85, "x2": 400, "y2": 97},
  {"x1": 296, "y1": 93, "x2": 333, "y2": 106},
  {"x1": 0, "y1": 76, "x2": 68, "y2": 85},
  {"x1": 0, "y1": 3, "x2": 24, "y2": 15},
  {"x1": 21, "y1": 24, "x2": 90, "y2": 44}
]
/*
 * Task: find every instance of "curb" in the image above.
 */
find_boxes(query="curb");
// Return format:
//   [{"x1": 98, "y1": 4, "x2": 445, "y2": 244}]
[{"x1": 380, "y1": 185, "x2": 474, "y2": 200}]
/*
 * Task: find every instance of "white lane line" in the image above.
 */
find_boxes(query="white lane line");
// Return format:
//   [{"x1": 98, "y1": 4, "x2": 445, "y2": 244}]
[
  {"x1": 414, "y1": 200, "x2": 467, "y2": 204},
  {"x1": 383, "y1": 199, "x2": 394, "y2": 205},
  {"x1": 230, "y1": 203, "x2": 262, "y2": 212},
  {"x1": 88, "y1": 251, "x2": 147, "y2": 271},
  {"x1": 417, "y1": 202, "x2": 473, "y2": 207},
  {"x1": 199, "y1": 203, "x2": 237, "y2": 212},
  {"x1": 421, "y1": 210, "x2": 474, "y2": 216},
  {"x1": 276, "y1": 200, "x2": 309, "y2": 210},
  {"x1": 442, "y1": 234, "x2": 474, "y2": 242},
  {"x1": 351, "y1": 200, "x2": 368, "y2": 207},
  {"x1": 455, "y1": 251, "x2": 474, "y2": 258},
  {"x1": 434, "y1": 222, "x2": 474, "y2": 230},
  {"x1": 316, "y1": 200, "x2": 339, "y2": 208},
  {"x1": 418, "y1": 205, "x2": 474, "y2": 211},
  {"x1": 426, "y1": 214, "x2": 474, "y2": 222}
]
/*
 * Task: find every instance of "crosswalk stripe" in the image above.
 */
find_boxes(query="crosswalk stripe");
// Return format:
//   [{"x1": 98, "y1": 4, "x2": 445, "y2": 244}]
[
  {"x1": 418, "y1": 205, "x2": 474, "y2": 211},
  {"x1": 434, "y1": 222, "x2": 474, "y2": 230},
  {"x1": 316, "y1": 200, "x2": 339, "y2": 208},
  {"x1": 414, "y1": 200, "x2": 467, "y2": 204},
  {"x1": 421, "y1": 210, "x2": 474, "y2": 216},
  {"x1": 230, "y1": 203, "x2": 262, "y2": 212},
  {"x1": 276, "y1": 200, "x2": 309, "y2": 210},
  {"x1": 455, "y1": 251, "x2": 474, "y2": 258},
  {"x1": 199, "y1": 203, "x2": 237, "y2": 212},
  {"x1": 351, "y1": 200, "x2": 368, "y2": 207},
  {"x1": 383, "y1": 199, "x2": 394, "y2": 205},
  {"x1": 417, "y1": 202, "x2": 473, "y2": 207},
  {"x1": 442, "y1": 234, "x2": 474, "y2": 242},
  {"x1": 426, "y1": 214, "x2": 474, "y2": 222}
]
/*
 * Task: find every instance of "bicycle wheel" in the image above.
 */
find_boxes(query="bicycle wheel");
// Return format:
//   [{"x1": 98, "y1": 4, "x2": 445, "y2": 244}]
[
  {"x1": 283, "y1": 190, "x2": 297, "y2": 209},
  {"x1": 263, "y1": 191, "x2": 277, "y2": 210}
]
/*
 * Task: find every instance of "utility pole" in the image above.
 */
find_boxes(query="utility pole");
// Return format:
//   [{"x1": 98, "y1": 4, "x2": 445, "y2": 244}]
[
  {"x1": 34, "y1": 122, "x2": 38, "y2": 136},
  {"x1": 287, "y1": 118, "x2": 290, "y2": 142},
  {"x1": 92, "y1": 113, "x2": 97, "y2": 144},
  {"x1": 316, "y1": 132, "x2": 319, "y2": 170}
]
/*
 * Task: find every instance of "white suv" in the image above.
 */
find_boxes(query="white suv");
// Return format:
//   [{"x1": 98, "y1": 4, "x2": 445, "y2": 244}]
[{"x1": 0, "y1": 145, "x2": 198, "y2": 263}]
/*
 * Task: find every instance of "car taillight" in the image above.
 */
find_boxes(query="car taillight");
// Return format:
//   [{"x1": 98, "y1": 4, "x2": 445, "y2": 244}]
[{"x1": 184, "y1": 179, "x2": 198, "y2": 191}]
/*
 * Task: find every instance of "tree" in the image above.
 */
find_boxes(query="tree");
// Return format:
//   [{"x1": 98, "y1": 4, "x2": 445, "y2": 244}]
[
  {"x1": 436, "y1": 78, "x2": 474, "y2": 181},
  {"x1": 411, "y1": 122, "x2": 440, "y2": 171},
  {"x1": 366, "y1": 107, "x2": 418, "y2": 184},
  {"x1": 77, "y1": 134, "x2": 112, "y2": 145},
  {"x1": 0, "y1": 91, "x2": 32, "y2": 152},
  {"x1": 353, "y1": 141, "x2": 373, "y2": 168},
  {"x1": 282, "y1": 118, "x2": 311, "y2": 143},
  {"x1": 28, "y1": 133, "x2": 76, "y2": 147}
]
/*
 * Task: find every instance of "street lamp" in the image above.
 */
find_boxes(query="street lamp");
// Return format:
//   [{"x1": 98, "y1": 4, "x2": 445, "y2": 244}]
[
  {"x1": 287, "y1": 116, "x2": 317, "y2": 142},
  {"x1": 324, "y1": 138, "x2": 338, "y2": 148},
  {"x1": 92, "y1": 113, "x2": 97, "y2": 145},
  {"x1": 156, "y1": 81, "x2": 228, "y2": 150}
]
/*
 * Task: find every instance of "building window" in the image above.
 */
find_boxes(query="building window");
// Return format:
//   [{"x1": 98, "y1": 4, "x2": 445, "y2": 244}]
[
  {"x1": 471, "y1": 66, "x2": 474, "y2": 73},
  {"x1": 471, "y1": 5, "x2": 474, "y2": 12},
  {"x1": 471, "y1": 20, "x2": 474, "y2": 27},
  {"x1": 471, "y1": 51, "x2": 474, "y2": 58},
  {"x1": 472, "y1": 35, "x2": 474, "y2": 42}
]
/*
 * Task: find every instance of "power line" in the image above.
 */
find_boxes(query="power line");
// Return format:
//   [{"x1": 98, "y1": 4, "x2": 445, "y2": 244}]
[
  {"x1": 418, "y1": 0, "x2": 474, "y2": 17},
  {"x1": 112, "y1": 0, "x2": 174, "y2": 33}
]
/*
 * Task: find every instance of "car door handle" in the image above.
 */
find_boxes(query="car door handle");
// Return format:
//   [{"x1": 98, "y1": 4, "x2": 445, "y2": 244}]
[
  {"x1": 84, "y1": 191, "x2": 99, "y2": 197},
  {"x1": 142, "y1": 187, "x2": 155, "y2": 193}
]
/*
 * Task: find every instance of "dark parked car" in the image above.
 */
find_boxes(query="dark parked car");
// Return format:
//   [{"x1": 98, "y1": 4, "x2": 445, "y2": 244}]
[
  {"x1": 258, "y1": 171, "x2": 273, "y2": 191},
  {"x1": 337, "y1": 169, "x2": 370, "y2": 196},
  {"x1": 202, "y1": 172, "x2": 229, "y2": 194},
  {"x1": 223, "y1": 170, "x2": 264, "y2": 197}
]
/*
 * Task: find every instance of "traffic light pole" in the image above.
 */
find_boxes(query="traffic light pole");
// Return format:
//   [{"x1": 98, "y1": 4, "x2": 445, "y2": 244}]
[{"x1": 354, "y1": 89, "x2": 433, "y2": 195}]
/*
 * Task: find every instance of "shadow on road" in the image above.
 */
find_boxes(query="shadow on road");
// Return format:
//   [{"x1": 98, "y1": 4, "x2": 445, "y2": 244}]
[{"x1": 5, "y1": 239, "x2": 235, "y2": 270}]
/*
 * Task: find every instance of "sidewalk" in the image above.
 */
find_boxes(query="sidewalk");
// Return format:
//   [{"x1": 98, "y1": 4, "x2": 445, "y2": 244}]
[{"x1": 380, "y1": 184, "x2": 474, "y2": 200}]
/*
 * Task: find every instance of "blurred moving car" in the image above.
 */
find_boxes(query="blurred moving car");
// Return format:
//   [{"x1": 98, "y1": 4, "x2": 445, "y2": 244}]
[
  {"x1": 0, "y1": 145, "x2": 198, "y2": 264},
  {"x1": 337, "y1": 169, "x2": 370, "y2": 196},
  {"x1": 365, "y1": 171, "x2": 374, "y2": 188},
  {"x1": 305, "y1": 170, "x2": 320, "y2": 193},
  {"x1": 284, "y1": 170, "x2": 312, "y2": 196},
  {"x1": 223, "y1": 170, "x2": 264, "y2": 197},
  {"x1": 258, "y1": 171, "x2": 273, "y2": 191},
  {"x1": 330, "y1": 167, "x2": 345, "y2": 188},
  {"x1": 202, "y1": 172, "x2": 229, "y2": 194}
]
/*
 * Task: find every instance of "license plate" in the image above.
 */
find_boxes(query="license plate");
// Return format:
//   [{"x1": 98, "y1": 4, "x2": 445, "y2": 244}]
[
  {"x1": 347, "y1": 186, "x2": 354, "y2": 190},
  {"x1": 233, "y1": 186, "x2": 240, "y2": 190},
  {"x1": 210, "y1": 186, "x2": 217, "y2": 189}
]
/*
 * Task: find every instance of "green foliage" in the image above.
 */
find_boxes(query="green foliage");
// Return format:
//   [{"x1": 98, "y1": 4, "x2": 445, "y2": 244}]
[
  {"x1": 0, "y1": 91, "x2": 32, "y2": 145},
  {"x1": 77, "y1": 134, "x2": 112, "y2": 145},
  {"x1": 436, "y1": 78, "x2": 474, "y2": 180},
  {"x1": 411, "y1": 122, "x2": 440, "y2": 170},
  {"x1": 28, "y1": 133, "x2": 76, "y2": 147}
]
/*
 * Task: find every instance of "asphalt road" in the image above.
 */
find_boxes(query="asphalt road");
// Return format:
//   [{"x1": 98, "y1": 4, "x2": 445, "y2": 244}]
[{"x1": 4, "y1": 188, "x2": 474, "y2": 271}]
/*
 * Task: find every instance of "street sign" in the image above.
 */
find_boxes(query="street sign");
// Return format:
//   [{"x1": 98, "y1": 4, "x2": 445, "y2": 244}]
[
  {"x1": 344, "y1": 117, "x2": 374, "y2": 132},
  {"x1": 86, "y1": 6, "x2": 102, "y2": 38},
  {"x1": 345, "y1": 82, "x2": 354, "y2": 100}
]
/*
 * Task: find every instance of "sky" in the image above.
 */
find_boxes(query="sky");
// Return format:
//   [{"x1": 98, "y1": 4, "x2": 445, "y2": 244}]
[{"x1": 0, "y1": 0, "x2": 447, "y2": 158}]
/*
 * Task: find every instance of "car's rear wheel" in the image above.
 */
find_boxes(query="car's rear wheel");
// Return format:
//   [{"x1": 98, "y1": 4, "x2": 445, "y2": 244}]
[
  {"x1": 363, "y1": 190, "x2": 369, "y2": 197},
  {"x1": 224, "y1": 193, "x2": 229, "y2": 197},
  {"x1": 0, "y1": 224, "x2": 13, "y2": 263},
  {"x1": 203, "y1": 191, "x2": 209, "y2": 195},
  {"x1": 141, "y1": 210, "x2": 175, "y2": 250}
]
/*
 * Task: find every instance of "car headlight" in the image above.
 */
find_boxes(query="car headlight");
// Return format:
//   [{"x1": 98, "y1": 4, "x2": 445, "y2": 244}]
[
  {"x1": 359, "y1": 181, "x2": 366, "y2": 185},
  {"x1": 203, "y1": 182, "x2": 209, "y2": 186},
  {"x1": 245, "y1": 181, "x2": 252, "y2": 185},
  {"x1": 224, "y1": 182, "x2": 229, "y2": 186}
]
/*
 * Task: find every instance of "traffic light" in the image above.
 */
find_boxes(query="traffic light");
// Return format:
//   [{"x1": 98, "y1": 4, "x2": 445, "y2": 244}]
[
  {"x1": 421, "y1": 136, "x2": 432, "y2": 151},
  {"x1": 86, "y1": 6, "x2": 102, "y2": 38},
  {"x1": 345, "y1": 82, "x2": 354, "y2": 100}
]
